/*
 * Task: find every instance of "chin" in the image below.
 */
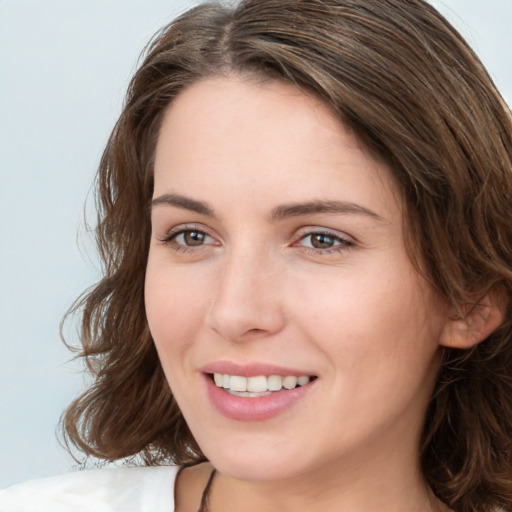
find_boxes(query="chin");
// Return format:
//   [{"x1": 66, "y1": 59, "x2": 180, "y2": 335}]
[{"x1": 195, "y1": 430, "x2": 318, "y2": 482}]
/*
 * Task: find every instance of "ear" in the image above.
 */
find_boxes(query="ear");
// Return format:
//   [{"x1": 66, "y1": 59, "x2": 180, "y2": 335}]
[{"x1": 439, "y1": 291, "x2": 507, "y2": 349}]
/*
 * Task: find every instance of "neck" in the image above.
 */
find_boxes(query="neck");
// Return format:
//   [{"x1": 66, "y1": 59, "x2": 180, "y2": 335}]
[{"x1": 209, "y1": 460, "x2": 444, "y2": 512}]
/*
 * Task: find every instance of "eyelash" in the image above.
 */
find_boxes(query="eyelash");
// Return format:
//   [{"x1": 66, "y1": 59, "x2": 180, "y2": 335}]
[{"x1": 158, "y1": 225, "x2": 354, "y2": 256}]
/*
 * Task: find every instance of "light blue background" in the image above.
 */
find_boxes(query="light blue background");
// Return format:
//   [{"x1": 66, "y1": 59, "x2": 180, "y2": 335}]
[{"x1": 0, "y1": 0, "x2": 510, "y2": 488}]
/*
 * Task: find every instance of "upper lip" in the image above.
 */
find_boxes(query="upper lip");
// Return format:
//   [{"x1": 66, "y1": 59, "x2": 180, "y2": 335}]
[{"x1": 200, "y1": 361, "x2": 316, "y2": 378}]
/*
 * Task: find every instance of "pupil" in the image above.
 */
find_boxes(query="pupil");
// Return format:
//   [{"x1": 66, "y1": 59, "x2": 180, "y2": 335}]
[
  {"x1": 184, "y1": 231, "x2": 205, "y2": 246},
  {"x1": 311, "y1": 234, "x2": 333, "y2": 249}
]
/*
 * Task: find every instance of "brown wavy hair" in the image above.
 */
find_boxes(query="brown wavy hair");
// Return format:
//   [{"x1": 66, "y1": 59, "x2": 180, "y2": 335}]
[{"x1": 61, "y1": 1, "x2": 512, "y2": 510}]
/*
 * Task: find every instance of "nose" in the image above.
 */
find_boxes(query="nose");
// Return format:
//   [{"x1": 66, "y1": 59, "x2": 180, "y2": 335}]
[{"x1": 206, "y1": 249, "x2": 286, "y2": 342}]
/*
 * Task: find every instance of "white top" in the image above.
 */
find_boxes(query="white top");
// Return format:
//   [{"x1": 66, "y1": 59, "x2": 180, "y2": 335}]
[{"x1": 0, "y1": 465, "x2": 180, "y2": 512}]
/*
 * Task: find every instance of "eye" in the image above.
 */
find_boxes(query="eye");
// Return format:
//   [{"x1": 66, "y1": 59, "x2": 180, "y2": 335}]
[
  {"x1": 159, "y1": 226, "x2": 218, "y2": 253},
  {"x1": 295, "y1": 229, "x2": 354, "y2": 254},
  {"x1": 174, "y1": 230, "x2": 211, "y2": 246},
  {"x1": 303, "y1": 233, "x2": 340, "y2": 249}
]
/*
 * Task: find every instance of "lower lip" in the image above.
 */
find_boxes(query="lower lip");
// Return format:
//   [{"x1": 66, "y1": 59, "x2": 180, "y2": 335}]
[{"x1": 204, "y1": 375, "x2": 315, "y2": 421}]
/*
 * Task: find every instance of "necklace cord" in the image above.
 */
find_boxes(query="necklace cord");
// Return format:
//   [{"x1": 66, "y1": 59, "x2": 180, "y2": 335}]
[{"x1": 198, "y1": 468, "x2": 217, "y2": 512}]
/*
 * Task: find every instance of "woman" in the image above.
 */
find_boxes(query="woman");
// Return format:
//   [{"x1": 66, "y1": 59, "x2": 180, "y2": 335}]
[{"x1": 1, "y1": 0, "x2": 511, "y2": 511}]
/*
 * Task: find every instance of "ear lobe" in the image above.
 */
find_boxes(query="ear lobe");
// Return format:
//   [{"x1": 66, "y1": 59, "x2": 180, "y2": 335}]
[{"x1": 439, "y1": 292, "x2": 506, "y2": 349}]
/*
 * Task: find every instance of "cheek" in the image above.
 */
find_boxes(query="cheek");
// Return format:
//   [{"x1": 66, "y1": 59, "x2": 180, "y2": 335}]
[
  {"x1": 290, "y1": 261, "x2": 443, "y2": 375},
  {"x1": 144, "y1": 256, "x2": 209, "y2": 359}
]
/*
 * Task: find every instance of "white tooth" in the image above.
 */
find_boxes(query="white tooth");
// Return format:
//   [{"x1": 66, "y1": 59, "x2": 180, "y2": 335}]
[
  {"x1": 230, "y1": 375, "x2": 247, "y2": 392},
  {"x1": 227, "y1": 390, "x2": 272, "y2": 397},
  {"x1": 283, "y1": 376, "x2": 298, "y2": 390},
  {"x1": 297, "y1": 376, "x2": 310, "y2": 386},
  {"x1": 267, "y1": 375, "x2": 283, "y2": 391},
  {"x1": 247, "y1": 375, "x2": 268, "y2": 392},
  {"x1": 222, "y1": 374, "x2": 230, "y2": 388},
  {"x1": 213, "y1": 373, "x2": 223, "y2": 387}
]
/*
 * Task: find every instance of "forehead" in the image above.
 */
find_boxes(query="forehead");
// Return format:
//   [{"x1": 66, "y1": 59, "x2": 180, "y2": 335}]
[{"x1": 153, "y1": 76, "x2": 401, "y2": 223}]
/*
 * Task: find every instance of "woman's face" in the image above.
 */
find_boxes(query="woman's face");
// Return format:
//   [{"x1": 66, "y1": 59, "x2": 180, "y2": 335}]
[{"x1": 145, "y1": 76, "x2": 449, "y2": 482}]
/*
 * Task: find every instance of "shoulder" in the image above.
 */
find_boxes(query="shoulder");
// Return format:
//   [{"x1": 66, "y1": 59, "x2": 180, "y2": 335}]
[{"x1": 0, "y1": 465, "x2": 180, "y2": 512}]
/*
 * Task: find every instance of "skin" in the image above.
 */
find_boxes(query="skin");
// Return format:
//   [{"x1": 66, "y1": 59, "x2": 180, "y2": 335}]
[{"x1": 145, "y1": 76, "x2": 454, "y2": 512}]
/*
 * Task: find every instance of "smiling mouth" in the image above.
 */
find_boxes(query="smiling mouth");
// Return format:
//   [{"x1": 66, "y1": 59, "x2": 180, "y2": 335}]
[{"x1": 210, "y1": 373, "x2": 317, "y2": 397}]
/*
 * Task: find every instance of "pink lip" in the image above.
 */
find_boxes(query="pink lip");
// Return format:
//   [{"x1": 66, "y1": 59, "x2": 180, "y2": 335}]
[{"x1": 201, "y1": 363, "x2": 317, "y2": 422}]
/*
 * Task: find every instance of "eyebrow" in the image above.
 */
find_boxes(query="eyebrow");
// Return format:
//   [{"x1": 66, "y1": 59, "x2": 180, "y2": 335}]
[
  {"x1": 151, "y1": 193, "x2": 215, "y2": 217},
  {"x1": 270, "y1": 200, "x2": 385, "y2": 222},
  {"x1": 151, "y1": 193, "x2": 384, "y2": 223}
]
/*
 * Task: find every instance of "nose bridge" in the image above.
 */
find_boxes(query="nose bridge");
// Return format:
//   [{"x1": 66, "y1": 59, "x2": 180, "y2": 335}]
[{"x1": 207, "y1": 241, "x2": 285, "y2": 341}]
